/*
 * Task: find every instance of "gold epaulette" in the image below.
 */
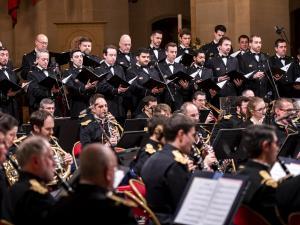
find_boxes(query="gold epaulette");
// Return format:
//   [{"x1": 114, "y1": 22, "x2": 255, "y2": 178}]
[
  {"x1": 107, "y1": 192, "x2": 137, "y2": 208},
  {"x1": 172, "y1": 150, "x2": 189, "y2": 165},
  {"x1": 259, "y1": 170, "x2": 278, "y2": 188},
  {"x1": 29, "y1": 179, "x2": 48, "y2": 194},
  {"x1": 79, "y1": 113, "x2": 87, "y2": 118},
  {"x1": 81, "y1": 119, "x2": 92, "y2": 126},
  {"x1": 158, "y1": 144, "x2": 163, "y2": 151},
  {"x1": 145, "y1": 144, "x2": 156, "y2": 155},
  {"x1": 223, "y1": 114, "x2": 232, "y2": 120}
]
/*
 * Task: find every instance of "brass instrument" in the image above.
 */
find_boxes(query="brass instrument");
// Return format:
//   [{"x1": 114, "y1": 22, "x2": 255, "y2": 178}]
[
  {"x1": 101, "y1": 112, "x2": 123, "y2": 146},
  {"x1": 49, "y1": 136, "x2": 72, "y2": 186},
  {"x1": 205, "y1": 102, "x2": 223, "y2": 119}
]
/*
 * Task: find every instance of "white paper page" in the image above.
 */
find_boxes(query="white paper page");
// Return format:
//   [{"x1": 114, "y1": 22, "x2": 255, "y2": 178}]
[
  {"x1": 270, "y1": 162, "x2": 287, "y2": 181},
  {"x1": 128, "y1": 76, "x2": 138, "y2": 84},
  {"x1": 286, "y1": 163, "x2": 300, "y2": 176},
  {"x1": 113, "y1": 169, "x2": 125, "y2": 188},
  {"x1": 175, "y1": 55, "x2": 183, "y2": 63},
  {"x1": 295, "y1": 77, "x2": 300, "y2": 82},
  {"x1": 230, "y1": 51, "x2": 241, "y2": 58},
  {"x1": 62, "y1": 74, "x2": 72, "y2": 84},
  {"x1": 244, "y1": 71, "x2": 255, "y2": 79},
  {"x1": 217, "y1": 80, "x2": 227, "y2": 88},
  {"x1": 281, "y1": 63, "x2": 292, "y2": 72},
  {"x1": 190, "y1": 69, "x2": 200, "y2": 79}
]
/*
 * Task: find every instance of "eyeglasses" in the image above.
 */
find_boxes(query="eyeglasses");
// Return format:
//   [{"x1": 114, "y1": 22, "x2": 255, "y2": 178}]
[
  {"x1": 37, "y1": 40, "x2": 48, "y2": 45},
  {"x1": 253, "y1": 107, "x2": 266, "y2": 112}
]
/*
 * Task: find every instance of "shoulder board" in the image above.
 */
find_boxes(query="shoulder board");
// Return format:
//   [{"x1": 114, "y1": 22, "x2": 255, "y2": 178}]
[
  {"x1": 145, "y1": 144, "x2": 156, "y2": 155},
  {"x1": 158, "y1": 144, "x2": 163, "y2": 151},
  {"x1": 81, "y1": 119, "x2": 92, "y2": 126},
  {"x1": 223, "y1": 114, "x2": 232, "y2": 120},
  {"x1": 107, "y1": 192, "x2": 137, "y2": 208},
  {"x1": 172, "y1": 150, "x2": 189, "y2": 165},
  {"x1": 29, "y1": 179, "x2": 48, "y2": 194},
  {"x1": 259, "y1": 170, "x2": 278, "y2": 188},
  {"x1": 78, "y1": 113, "x2": 87, "y2": 118}
]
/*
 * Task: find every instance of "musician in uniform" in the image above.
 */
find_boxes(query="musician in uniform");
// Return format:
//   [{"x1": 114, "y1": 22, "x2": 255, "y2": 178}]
[
  {"x1": 201, "y1": 25, "x2": 227, "y2": 60},
  {"x1": 148, "y1": 30, "x2": 166, "y2": 65},
  {"x1": 27, "y1": 50, "x2": 60, "y2": 113},
  {"x1": 239, "y1": 35, "x2": 271, "y2": 99},
  {"x1": 0, "y1": 136, "x2": 56, "y2": 225},
  {"x1": 131, "y1": 115, "x2": 166, "y2": 177},
  {"x1": 135, "y1": 96, "x2": 157, "y2": 119},
  {"x1": 79, "y1": 94, "x2": 122, "y2": 147},
  {"x1": 141, "y1": 114, "x2": 196, "y2": 225},
  {"x1": 63, "y1": 49, "x2": 98, "y2": 117},
  {"x1": 269, "y1": 38, "x2": 299, "y2": 97},
  {"x1": 94, "y1": 45, "x2": 128, "y2": 124},
  {"x1": 192, "y1": 91, "x2": 216, "y2": 123},
  {"x1": 158, "y1": 42, "x2": 188, "y2": 110},
  {"x1": 238, "y1": 125, "x2": 285, "y2": 225},
  {"x1": 206, "y1": 37, "x2": 243, "y2": 97},
  {"x1": 46, "y1": 143, "x2": 137, "y2": 225},
  {"x1": 21, "y1": 34, "x2": 49, "y2": 80},
  {"x1": 0, "y1": 47, "x2": 20, "y2": 120}
]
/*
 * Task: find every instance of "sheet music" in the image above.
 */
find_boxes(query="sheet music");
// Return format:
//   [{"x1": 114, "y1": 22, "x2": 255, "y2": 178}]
[
  {"x1": 175, "y1": 55, "x2": 183, "y2": 63},
  {"x1": 174, "y1": 177, "x2": 243, "y2": 225},
  {"x1": 281, "y1": 63, "x2": 292, "y2": 72},
  {"x1": 270, "y1": 161, "x2": 300, "y2": 181},
  {"x1": 190, "y1": 69, "x2": 200, "y2": 79},
  {"x1": 244, "y1": 71, "x2": 255, "y2": 78},
  {"x1": 217, "y1": 80, "x2": 227, "y2": 88},
  {"x1": 128, "y1": 75, "x2": 138, "y2": 84},
  {"x1": 295, "y1": 77, "x2": 300, "y2": 82},
  {"x1": 230, "y1": 51, "x2": 241, "y2": 58},
  {"x1": 62, "y1": 74, "x2": 72, "y2": 84}
]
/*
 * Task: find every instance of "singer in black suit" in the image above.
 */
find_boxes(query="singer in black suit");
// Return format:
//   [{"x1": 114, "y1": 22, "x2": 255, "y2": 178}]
[
  {"x1": 269, "y1": 39, "x2": 299, "y2": 98},
  {"x1": 157, "y1": 42, "x2": 189, "y2": 110},
  {"x1": 21, "y1": 34, "x2": 49, "y2": 80},
  {"x1": 206, "y1": 37, "x2": 243, "y2": 97},
  {"x1": 177, "y1": 29, "x2": 194, "y2": 62},
  {"x1": 27, "y1": 51, "x2": 60, "y2": 113},
  {"x1": 148, "y1": 30, "x2": 166, "y2": 65},
  {"x1": 0, "y1": 47, "x2": 19, "y2": 120},
  {"x1": 94, "y1": 45, "x2": 128, "y2": 124},
  {"x1": 126, "y1": 48, "x2": 164, "y2": 115},
  {"x1": 239, "y1": 35, "x2": 271, "y2": 99},
  {"x1": 63, "y1": 50, "x2": 98, "y2": 117}
]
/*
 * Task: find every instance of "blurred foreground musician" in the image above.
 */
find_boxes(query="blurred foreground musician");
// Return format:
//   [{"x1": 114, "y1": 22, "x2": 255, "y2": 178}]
[
  {"x1": 141, "y1": 114, "x2": 196, "y2": 225},
  {"x1": 1, "y1": 136, "x2": 56, "y2": 225},
  {"x1": 47, "y1": 143, "x2": 137, "y2": 225},
  {"x1": 79, "y1": 94, "x2": 123, "y2": 148}
]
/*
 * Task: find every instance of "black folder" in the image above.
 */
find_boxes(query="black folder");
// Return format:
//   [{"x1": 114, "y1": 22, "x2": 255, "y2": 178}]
[
  {"x1": 107, "y1": 75, "x2": 130, "y2": 88},
  {"x1": 196, "y1": 78, "x2": 221, "y2": 91},
  {"x1": 179, "y1": 53, "x2": 194, "y2": 67},
  {"x1": 199, "y1": 110, "x2": 210, "y2": 123},
  {"x1": 142, "y1": 77, "x2": 165, "y2": 90},
  {"x1": 226, "y1": 70, "x2": 246, "y2": 81},
  {"x1": 116, "y1": 130, "x2": 147, "y2": 149},
  {"x1": 124, "y1": 118, "x2": 148, "y2": 132},
  {"x1": 167, "y1": 71, "x2": 193, "y2": 83},
  {"x1": 0, "y1": 79, "x2": 21, "y2": 94},
  {"x1": 49, "y1": 51, "x2": 70, "y2": 66},
  {"x1": 278, "y1": 132, "x2": 300, "y2": 158},
  {"x1": 271, "y1": 67, "x2": 286, "y2": 78},
  {"x1": 83, "y1": 54, "x2": 102, "y2": 68},
  {"x1": 38, "y1": 76, "x2": 61, "y2": 89},
  {"x1": 76, "y1": 67, "x2": 108, "y2": 84}
]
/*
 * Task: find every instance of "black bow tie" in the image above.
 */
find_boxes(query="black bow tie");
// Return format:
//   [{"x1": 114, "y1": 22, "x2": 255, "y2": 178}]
[
  {"x1": 152, "y1": 47, "x2": 159, "y2": 51},
  {"x1": 221, "y1": 55, "x2": 228, "y2": 58},
  {"x1": 254, "y1": 53, "x2": 261, "y2": 56},
  {"x1": 167, "y1": 63, "x2": 174, "y2": 66},
  {"x1": 279, "y1": 57, "x2": 286, "y2": 60},
  {"x1": 1, "y1": 66, "x2": 7, "y2": 71},
  {"x1": 42, "y1": 68, "x2": 47, "y2": 72},
  {"x1": 123, "y1": 53, "x2": 130, "y2": 56}
]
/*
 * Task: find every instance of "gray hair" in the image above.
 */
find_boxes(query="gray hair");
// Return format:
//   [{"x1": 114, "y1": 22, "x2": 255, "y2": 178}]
[
  {"x1": 36, "y1": 50, "x2": 49, "y2": 59},
  {"x1": 17, "y1": 136, "x2": 49, "y2": 168}
]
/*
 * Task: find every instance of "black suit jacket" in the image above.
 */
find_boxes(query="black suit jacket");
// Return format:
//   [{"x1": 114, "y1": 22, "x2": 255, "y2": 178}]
[
  {"x1": 116, "y1": 50, "x2": 135, "y2": 72},
  {"x1": 148, "y1": 46, "x2": 166, "y2": 65},
  {"x1": 21, "y1": 50, "x2": 36, "y2": 80}
]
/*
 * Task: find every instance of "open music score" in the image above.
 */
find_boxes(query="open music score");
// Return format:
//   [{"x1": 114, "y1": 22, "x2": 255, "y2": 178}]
[{"x1": 174, "y1": 172, "x2": 247, "y2": 225}]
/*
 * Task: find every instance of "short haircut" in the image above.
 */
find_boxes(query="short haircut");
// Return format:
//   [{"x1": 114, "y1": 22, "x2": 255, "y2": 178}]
[
  {"x1": 142, "y1": 96, "x2": 157, "y2": 107},
  {"x1": 238, "y1": 35, "x2": 249, "y2": 42},
  {"x1": 218, "y1": 36, "x2": 231, "y2": 46},
  {"x1": 30, "y1": 110, "x2": 53, "y2": 129},
  {"x1": 153, "y1": 103, "x2": 171, "y2": 115},
  {"x1": 165, "y1": 42, "x2": 177, "y2": 51},
  {"x1": 274, "y1": 38, "x2": 287, "y2": 47},
  {"x1": 80, "y1": 143, "x2": 115, "y2": 180},
  {"x1": 180, "y1": 102, "x2": 197, "y2": 115},
  {"x1": 249, "y1": 35, "x2": 261, "y2": 43},
  {"x1": 164, "y1": 113, "x2": 195, "y2": 142},
  {"x1": 0, "y1": 114, "x2": 18, "y2": 133},
  {"x1": 103, "y1": 44, "x2": 117, "y2": 54},
  {"x1": 78, "y1": 36, "x2": 92, "y2": 44},
  {"x1": 70, "y1": 49, "x2": 82, "y2": 58},
  {"x1": 17, "y1": 136, "x2": 49, "y2": 168},
  {"x1": 179, "y1": 28, "x2": 191, "y2": 37},
  {"x1": 273, "y1": 98, "x2": 293, "y2": 110},
  {"x1": 215, "y1": 25, "x2": 227, "y2": 33},
  {"x1": 136, "y1": 48, "x2": 150, "y2": 57},
  {"x1": 39, "y1": 98, "x2": 55, "y2": 109},
  {"x1": 151, "y1": 30, "x2": 163, "y2": 36},
  {"x1": 36, "y1": 50, "x2": 49, "y2": 59},
  {"x1": 147, "y1": 115, "x2": 168, "y2": 136},
  {"x1": 242, "y1": 125, "x2": 276, "y2": 158},
  {"x1": 193, "y1": 49, "x2": 206, "y2": 57},
  {"x1": 192, "y1": 91, "x2": 206, "y2": 100},
  {"x1": 89, "y1": 93, "x2": 105, "y2": 106}
]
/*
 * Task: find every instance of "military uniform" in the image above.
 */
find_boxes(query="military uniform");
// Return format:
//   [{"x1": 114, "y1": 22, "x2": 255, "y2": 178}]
[
  {"x1": 0, "y1": 171, "x2": 55, "y2": 225},
  {"x1": 131, "y1": 139, "x2": 162, "y2": 176},
  {"x1": 46, "y1": 184, "x2": 137, "y2": 225},
  {"x1": 201, "y1": 41, "x2": 219, "y2": 60},
  {"x1": 238, "y1": 160, "x2": 282, "y2": 225},
  {"x1": 141, "y1": 144, "x2": 191, "y2": 225},
  {"x1": 148, "y1": 45, "x2": 166, "y2": 65}
]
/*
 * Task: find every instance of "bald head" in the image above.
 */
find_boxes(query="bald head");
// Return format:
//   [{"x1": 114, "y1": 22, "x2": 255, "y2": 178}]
[
  {"x1": 80, "y1": 144, "x2": 117, "y2": 189},
  {"x1": 119, "y1": 34, "x2": 131, "y2": 53},
  {"x1": 35, "y1": 34, "x2": 48, "y2": 51}
]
